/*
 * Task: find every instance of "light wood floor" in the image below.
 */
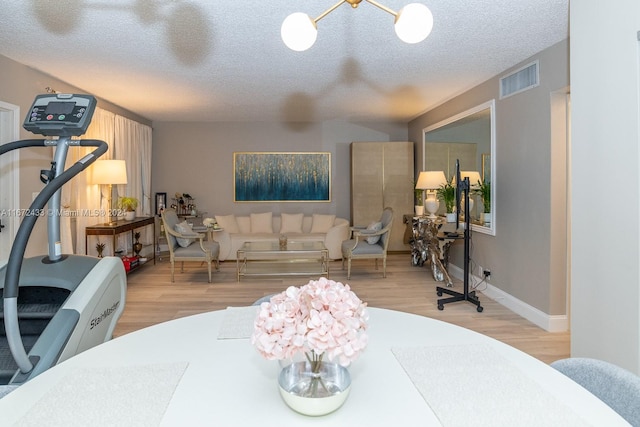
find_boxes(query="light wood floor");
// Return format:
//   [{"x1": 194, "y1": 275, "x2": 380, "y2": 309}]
[{"x1": 115, "y1": 253, "x2": 570, "y2": 365}]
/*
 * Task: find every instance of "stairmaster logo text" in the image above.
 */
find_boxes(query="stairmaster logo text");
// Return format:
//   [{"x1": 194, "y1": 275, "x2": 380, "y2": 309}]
[{"x1": 90, "y1": 301, "x2": 120, "y2": 330}]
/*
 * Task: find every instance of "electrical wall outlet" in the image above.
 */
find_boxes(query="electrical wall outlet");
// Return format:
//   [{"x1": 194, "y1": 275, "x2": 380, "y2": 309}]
[{"x1": 478, "y1": 265, "x2": 491, "y2": 279}]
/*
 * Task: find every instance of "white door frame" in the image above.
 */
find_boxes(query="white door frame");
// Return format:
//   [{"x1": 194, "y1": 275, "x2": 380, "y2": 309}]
[
  {"x1": 550, "y1": 89, "x2": 571, "y2": 331},
  {"x1": 0, "y1": 100, "x2": 21, "y2": 260}
]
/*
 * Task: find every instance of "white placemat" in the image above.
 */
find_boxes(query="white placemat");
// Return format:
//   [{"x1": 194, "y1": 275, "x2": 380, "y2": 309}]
[
  {"x1": 391, "y1": 345, "x2": 593, "y2": 427},
  {"x1": 17, "y1": 361, "x2": 189, "y2": 427},
  {"x1": 217, "y1": 306, "x2": 258, "y2": 339}
]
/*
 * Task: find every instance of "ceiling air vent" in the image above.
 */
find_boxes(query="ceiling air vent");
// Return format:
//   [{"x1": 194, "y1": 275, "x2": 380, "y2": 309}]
[{"x1": 500, "y1": 60, "x2": 539, "y2": 99}]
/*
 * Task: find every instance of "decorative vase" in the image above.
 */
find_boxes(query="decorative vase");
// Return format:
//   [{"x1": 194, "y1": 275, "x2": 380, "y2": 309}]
[
  {"x1": 446, "y1": 213, "x2": 456, "y2": 223},
  {"x1": 278, "y1": 360, "x2": 351, "y2": 416},
  {"x1": 414, "y1": 205, "x2": 424, "y2": 216},
  {"x1": 279, "y1": 234, "x2": 287, "y2": 249},
  {"x1": 133, "y1": 241, "x2": 143, "y2": 256},
  {"x1": 125, "y1": 211, "x2": 136, "y2": 221},
  {"x1": 460, "y1": 197, "x2": 474, "y2": 219}
]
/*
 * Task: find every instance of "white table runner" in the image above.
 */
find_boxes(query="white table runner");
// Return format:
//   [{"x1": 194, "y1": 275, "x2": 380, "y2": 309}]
[
  {"x1": 392, "y1": 344, "x2": 593, "y2": 427},
  {"x1": 17, "y1": 361, "x2": 189, "y2": 427}
]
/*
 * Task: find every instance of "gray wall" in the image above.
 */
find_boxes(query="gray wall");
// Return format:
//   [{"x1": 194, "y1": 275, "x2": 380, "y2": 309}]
[
  {"x1": 409, "y1": 40, "x2": 570, "y2": 318},
  {"x1": 570, "y1": 1, "x2": 640, "y2": 373},
  {"x1": 0, "y1": 52, "x2": 409, "y2": 255},
  {"x1": 0, "y1": 54, "x2": 150, "y2": 256},
  {"x1": 151, "y1": 120, "x2": 408, "y2": 222}
]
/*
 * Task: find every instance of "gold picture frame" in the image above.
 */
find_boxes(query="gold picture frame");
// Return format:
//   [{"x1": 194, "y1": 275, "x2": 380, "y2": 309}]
[{"x1": 482, "y1": 153, "x2": 491, "y2": 182}]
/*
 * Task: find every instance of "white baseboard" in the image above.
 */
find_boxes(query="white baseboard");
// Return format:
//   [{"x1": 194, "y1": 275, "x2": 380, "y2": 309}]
[{"x1": 447, "y1": 264, "x2": 568, "y2": 332}]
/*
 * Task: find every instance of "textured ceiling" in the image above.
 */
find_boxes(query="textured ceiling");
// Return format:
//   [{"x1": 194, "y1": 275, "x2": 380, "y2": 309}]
[{"x1": 0, "y1": 0, "x2": 568, "y2": 123}]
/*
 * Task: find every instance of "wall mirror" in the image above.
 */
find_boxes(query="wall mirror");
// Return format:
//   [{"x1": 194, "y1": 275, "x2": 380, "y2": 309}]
[{"x1": 422, "y1": 99, "x2": 496, "y2": 236}]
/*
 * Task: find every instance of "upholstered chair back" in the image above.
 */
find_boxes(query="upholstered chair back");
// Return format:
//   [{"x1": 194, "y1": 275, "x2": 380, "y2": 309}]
[
  {"x1": 379, "y1": 207, "x2": 394, "y2": 249},
  {"x1": 161, "y1": 209, "x2": 180, "y2": 250}
]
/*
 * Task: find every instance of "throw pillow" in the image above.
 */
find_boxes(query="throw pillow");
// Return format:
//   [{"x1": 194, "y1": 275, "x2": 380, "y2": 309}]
[
  {"x1": 280, "y1": 213, "x2": 304, "y2": 234},
  {"x1": 310, "y1": 214, "x2": 336, "y2": 233},
  {"x1": 364, "y1": 221, "x2": 383, "y2": 244},
  {"x1": 250, "y1": 212, "x2": 273, "y2": 233},
  {"x1": 175, "y1": 221, "x2": 198, "y2": 248},
  {"x1": 215, "y1": 214, "x2": 239, "y2": 234}
]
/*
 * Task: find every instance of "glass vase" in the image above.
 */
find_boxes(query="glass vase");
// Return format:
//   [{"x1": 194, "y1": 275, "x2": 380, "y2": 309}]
[{"x1": 278, "y1": 353, "x2": 351, "y2": 416}]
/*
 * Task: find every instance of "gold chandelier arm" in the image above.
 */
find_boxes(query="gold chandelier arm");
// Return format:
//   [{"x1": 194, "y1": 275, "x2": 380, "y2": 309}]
[
  {"x1": 313, "y1": 0, "x2": 348, "y2": 23},
  {"x1": 365, "y1": 0, "x2": 398, "y2": 17},
  {"x1": 311, "y1": 0, "x2": 397, "y2": 24}
]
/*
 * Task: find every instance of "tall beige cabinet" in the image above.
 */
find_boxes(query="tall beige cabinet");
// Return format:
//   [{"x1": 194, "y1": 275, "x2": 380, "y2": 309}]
[{"x1": 350, "y1": 141, "x2": 414, "y2": 252}]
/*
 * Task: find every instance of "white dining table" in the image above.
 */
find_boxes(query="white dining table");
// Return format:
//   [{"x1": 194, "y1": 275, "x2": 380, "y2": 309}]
[{"x1": 0, "y1": 307, "x2": 629, "y2": 426}]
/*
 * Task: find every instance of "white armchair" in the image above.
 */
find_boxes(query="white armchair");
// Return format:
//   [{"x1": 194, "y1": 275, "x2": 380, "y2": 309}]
[
  {"x1": 161, "y1": 209, "x2": 220, "y2": 283},
  {"x1": 341, "y1": 207, "x2": 394, "y2": 279}
]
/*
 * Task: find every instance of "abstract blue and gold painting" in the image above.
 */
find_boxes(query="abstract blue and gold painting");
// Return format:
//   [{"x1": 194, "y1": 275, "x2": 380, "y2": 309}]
[{"x1": 234, "y1": 152, "x2": 331, "y2": 202}]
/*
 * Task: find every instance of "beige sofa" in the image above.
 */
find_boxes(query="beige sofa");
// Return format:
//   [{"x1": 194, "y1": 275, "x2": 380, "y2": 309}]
[{"x1": 213, "y1": 212, "x2": 349, "y2": 261}]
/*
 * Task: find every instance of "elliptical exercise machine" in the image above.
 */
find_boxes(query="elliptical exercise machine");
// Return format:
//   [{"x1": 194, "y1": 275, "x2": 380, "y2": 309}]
[{"x1": 0, "y1": 94, "x2": 127, "y2": 385}]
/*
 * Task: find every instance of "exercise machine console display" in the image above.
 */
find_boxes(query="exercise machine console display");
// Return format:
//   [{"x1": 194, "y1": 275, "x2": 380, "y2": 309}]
[{"x1": 23, "y1": 94, "x2": 97, "y2": 137}]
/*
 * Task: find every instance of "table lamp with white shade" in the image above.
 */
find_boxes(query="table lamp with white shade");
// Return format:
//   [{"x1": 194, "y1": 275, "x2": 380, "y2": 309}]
[
  {"x1": 90, "y1": 160, "x2": 128, "y2": 225},
  {"x1": 415, "y1": 171, "x2": 446, "y2": 218},
  {"x1": 461, "y1": 171, "x2": 482, "y2": 189}
]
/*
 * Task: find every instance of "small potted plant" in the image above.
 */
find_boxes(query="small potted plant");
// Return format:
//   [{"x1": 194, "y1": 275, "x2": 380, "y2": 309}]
[
  {"x1": 118, "y1": 196, "x2": 139, "y2": 221},
  {"x1": 474, "y1": 180, "x2": 491, "y2": 224},
  {"x1": 437, "y1": 177, "x2": 456, "y2": 222},
  {"x1": 414, "y1": 187, "x2": 424, "y2": 216}
]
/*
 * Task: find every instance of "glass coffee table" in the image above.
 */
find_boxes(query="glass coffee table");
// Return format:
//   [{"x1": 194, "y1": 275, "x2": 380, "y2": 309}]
[{"x1": 236, "y1": 240, "x2": 329, "y2": 281}]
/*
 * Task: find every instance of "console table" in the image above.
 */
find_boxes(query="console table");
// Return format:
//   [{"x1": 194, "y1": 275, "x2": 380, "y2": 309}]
[
  {"x1": 408, "y1": 216, "x2": 458, "y2": 286},
  {"x1": 85, "y1": 217, "x2": 156, "y2": 268}
]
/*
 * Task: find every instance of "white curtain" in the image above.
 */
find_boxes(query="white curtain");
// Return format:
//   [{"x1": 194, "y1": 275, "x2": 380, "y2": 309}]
[
  {"x1": 114, "y1": 115, "x2": 153, "y2": 246},
  {"x1": 62, "y1": 107, "x2": 115, "y2": 255},
  {"x1": 62, "y1": 109, "x2": 152, "y2": 255}
]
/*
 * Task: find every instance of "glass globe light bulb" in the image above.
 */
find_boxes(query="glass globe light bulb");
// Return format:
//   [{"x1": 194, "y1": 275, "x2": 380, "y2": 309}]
[
  {"x1": 281, "y1": 12, "x2": 318, "y2": 51},
  {"x1": 394, "y1": 3, "x2": 433, "y2": 44}
]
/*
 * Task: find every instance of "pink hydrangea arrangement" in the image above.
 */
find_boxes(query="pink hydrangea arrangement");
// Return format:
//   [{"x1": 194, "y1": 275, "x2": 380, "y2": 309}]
[{"x1": 251, "y1": 278, "x2": 369, "y2": 367}]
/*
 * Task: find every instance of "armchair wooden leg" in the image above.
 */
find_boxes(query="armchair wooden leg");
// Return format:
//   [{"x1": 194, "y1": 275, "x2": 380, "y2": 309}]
[
  {"x1": 207, "y1": 261, "x2": 212, "y2": 283},
  {"x1": 383, "y1": 258, "x2": 387, "y2": 278},
  {"x1": 170, "y1": 261, "x2": 175, "y2": 283},
  {"x1": 347, "y1": 258, "x2": 352, "y2": 279},
  {"x1": 181, "y1": 261, "x2": 185, "y2": 273}
]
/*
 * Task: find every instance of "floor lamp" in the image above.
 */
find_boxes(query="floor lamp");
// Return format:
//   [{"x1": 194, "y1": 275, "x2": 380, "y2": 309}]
[{"x1": 90, "y1": 160, "x2": 128, "y2": 225}]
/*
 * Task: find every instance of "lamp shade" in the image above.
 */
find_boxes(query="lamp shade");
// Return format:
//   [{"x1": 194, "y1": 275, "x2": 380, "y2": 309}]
[
  {"x1": 281, "y1": 12, "x2": 318, "y2": 51},
  {"x1": 90, "y1": 160, "x2": 128, "y2": 185},
  {"x1": 394, "y1": 3, "x2": 434, "y2": 44},
  {"x1": 461, "y1": 171, "x2": 482, "y2": 188},
  {"x1": 415, "y1": 170, "x2": 446, "y2": 190}
]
